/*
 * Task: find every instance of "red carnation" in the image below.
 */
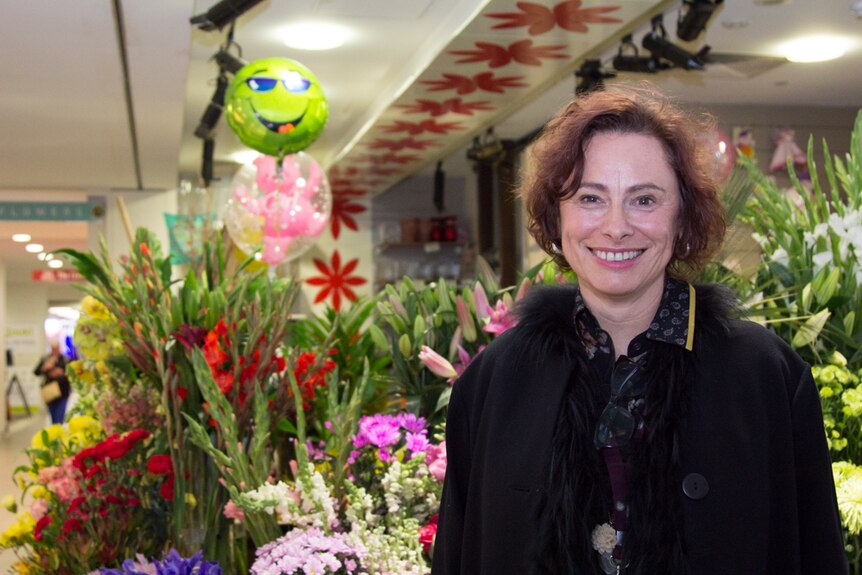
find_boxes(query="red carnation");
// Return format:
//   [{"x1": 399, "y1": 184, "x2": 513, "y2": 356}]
[
  {"x1": 159, "y1": 474, "x2": 175, "y2": 501},
  {"x1": 147, "y1": 454, "x2": 173, "y2": 475},
  {"x1": 419, "y1": 515, "x2": 438, "y2": 555},
  {"x1": 34, "y1": 515, "x2": 51, "y2": 542},
  {"x1": 62, "y1": 517, "x2": 83, "y2": 535}
]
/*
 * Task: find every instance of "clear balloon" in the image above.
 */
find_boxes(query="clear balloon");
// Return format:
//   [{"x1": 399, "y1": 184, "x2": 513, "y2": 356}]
[
  {"x1": 705, "y1": 128, "x2": 735, "y2": 183},
  {"x1": 223, "y1": 152, "x2": 331, "y2": 266}
]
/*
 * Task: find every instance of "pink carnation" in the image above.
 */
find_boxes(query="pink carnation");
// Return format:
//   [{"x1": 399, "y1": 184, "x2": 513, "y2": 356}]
[{"x1": 426, "y1": 441, "x2": 448, "y2": 483}]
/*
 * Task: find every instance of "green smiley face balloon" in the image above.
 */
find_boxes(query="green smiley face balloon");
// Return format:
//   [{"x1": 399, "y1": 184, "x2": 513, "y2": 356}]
[{"x1": 225, "y1": 57, "x2": 328, "y2": 157}]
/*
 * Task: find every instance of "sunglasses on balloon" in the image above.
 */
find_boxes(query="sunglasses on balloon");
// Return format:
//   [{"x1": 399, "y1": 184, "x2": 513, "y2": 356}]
[{"x1": 246, "y1": 72, "x2": 311, "y2": 94}]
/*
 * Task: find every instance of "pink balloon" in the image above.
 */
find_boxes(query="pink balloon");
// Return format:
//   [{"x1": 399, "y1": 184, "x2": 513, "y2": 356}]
[{"x1": 223, "y1": 152, "x2": 332, "y2": 266}]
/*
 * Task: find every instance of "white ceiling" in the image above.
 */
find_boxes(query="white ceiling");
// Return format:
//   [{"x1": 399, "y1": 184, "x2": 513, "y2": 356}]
[{"x1": 0, "y1": 0, "x2": 861, "y2": 272}]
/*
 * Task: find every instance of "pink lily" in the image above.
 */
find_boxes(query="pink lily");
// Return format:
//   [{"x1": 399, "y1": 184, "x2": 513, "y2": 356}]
[
  {"x1": 473, "y1": 282, "x2": 493, "y2": 321},
  {"x1": 484, "y1": 299, "x2": 517, "y2": 335},
  {"x1": 419, "y1": 345, "x2": 457, "y2": 379},
  {"x1": 453, "y1": 344, "x2": 485, "y2": 376}
]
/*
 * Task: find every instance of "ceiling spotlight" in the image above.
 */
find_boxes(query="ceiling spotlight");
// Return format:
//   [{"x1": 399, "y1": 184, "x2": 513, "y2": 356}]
[
  {"x1": 575, "y1": 59, "x2": 616, "y2": 95},
  {"x1": 677, "y1": 0, "x2": 724, "y2": 42},
  {"x1": 642, "y1": 16, "x2": 709, "y2": 70},
  {"x1": 25, "y1": 243, "x2": 44, "y2": 253},
  {"x1": 612, "y1": 35, "x2": 666, "y2": 73},
  {"x1": 190, "y1": 0, "x2": 265, "y2": 31},
  {"x1": 194, "y1": 74, "x2": 229, "y2": 140},
  {"x1": 11, "y1": 233, "x2": 31, "y2": 242},
  {"x1": 466, "y1": 128, "x2": 504, "y2": 165},
  {"x1": 47, "y1": 259, "x2": 63, "y2": 269}
]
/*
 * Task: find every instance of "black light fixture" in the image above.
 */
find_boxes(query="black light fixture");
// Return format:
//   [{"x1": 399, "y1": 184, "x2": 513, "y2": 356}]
[
  {"x1": 574, "y1": 59, "x2": 616, "y2": 95},
  {"x1": 213, "y1": 47, "x2": 247, "y2": 74},
  {"x1": 676, "y1": 0, "x2": 724, "y2": 42},
  {"x1": 190, "y1": 0, "x2": 265, "y2": 31},
  {"x1": 612, "y1": 35, "x2": 666, "y2": 73},
  {"x1": 466, "y1": 128, "x2": 505, "y2": 165},
  {"x1": 433, "y1": 161, "x2": 446, "y2": 213},
  {"x1": 194, "y1": 73, "x2": 229, "y2": 139},
  {"x1": 642, "y1": 15, "x2": 710, "y2": 71},
  {"x1": 201, "y1": 138, "x2": 215, "y2": 187}
]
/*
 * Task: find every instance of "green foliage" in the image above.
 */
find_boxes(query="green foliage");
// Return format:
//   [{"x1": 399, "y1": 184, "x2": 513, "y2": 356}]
[{"x1": 740, "y1": 111, "x2": 862, "y2": 364}]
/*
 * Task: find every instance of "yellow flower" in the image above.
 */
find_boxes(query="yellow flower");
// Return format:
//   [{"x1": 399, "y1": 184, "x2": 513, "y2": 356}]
[
  {"x1": 81, "y1": 296, "x2": 113, "y2": 321},
  {"x1": 30, "y1": 424, "x2": 65, "y2": 450},
  {"x1": 185, "y1": 493, "x2": 197, "y2": 508},
  {"x1": 834, "y1": 462, "x2": 862, "y2": 535},
  {"x1": 0, "y1": 512, "x2": 35, "y2": 548},
  {"x1": 68, "y1": 415, "x2": 101, "y2": 437},
  {"x1": 1, "y1": 495, "x2": 16, "y2": 512},
  {"x1": 29, "y1": 486, "x2": 48, "y2": 500}
]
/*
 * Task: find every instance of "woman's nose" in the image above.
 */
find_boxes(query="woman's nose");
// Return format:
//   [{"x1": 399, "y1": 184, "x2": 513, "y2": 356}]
[{"x1": 601, "y1": 202, "x2": 633, "y2": 239}]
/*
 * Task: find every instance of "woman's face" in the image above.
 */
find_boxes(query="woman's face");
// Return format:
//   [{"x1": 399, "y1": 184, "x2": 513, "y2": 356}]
[{"x1": 559, "y1": 131, "x2": 681, "y2": 307}]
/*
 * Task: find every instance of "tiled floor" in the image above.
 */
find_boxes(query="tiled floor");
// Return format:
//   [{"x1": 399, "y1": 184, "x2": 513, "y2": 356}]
[{"x1": 0, "y1": 412, "x2": 50, "y2": 574}]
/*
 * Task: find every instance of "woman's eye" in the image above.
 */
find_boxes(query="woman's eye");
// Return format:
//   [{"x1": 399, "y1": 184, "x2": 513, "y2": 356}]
[
  {"x1": 634, "y1": 195, "x2": 656, "y2": 206},
  {"x1": 578, "y1": 194, "x2": 600, "y2": 204}
]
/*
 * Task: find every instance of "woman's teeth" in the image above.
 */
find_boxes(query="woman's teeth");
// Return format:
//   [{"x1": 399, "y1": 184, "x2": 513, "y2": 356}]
[{"x1": 592, "y1": 249, "x2": 643, "y2": 262}]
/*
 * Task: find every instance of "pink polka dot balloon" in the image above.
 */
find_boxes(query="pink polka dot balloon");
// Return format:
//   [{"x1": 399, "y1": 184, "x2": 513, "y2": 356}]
[{"x1": 224, "y1": 152, "x2": 331, "y2": 266}]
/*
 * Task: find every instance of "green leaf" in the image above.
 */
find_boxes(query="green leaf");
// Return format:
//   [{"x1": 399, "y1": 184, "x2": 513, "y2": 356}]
[
  {"x1": 275, "y1": 418, "x2": 298, "y2": 436},
  {"x1": 434, "y1": 387, "x2": 453, "y2": 413},
  {"x1": 791, "y1": 309, "x2": 831, "y2": 348},
  {"x1": 367, "y1": 324, "x2": 390, "y2": 351}
]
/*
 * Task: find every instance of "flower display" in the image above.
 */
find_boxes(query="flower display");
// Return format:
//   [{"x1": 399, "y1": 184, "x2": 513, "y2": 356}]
[
  {"x1": 96, "y1": 549, "x2": 221, "y2": 575},
  {"x1": 251, "y1": 527, "x2": 366, "y2": 575},
  {"x1": 2, "y1": 421, "x2": 167, "y2": 575}
]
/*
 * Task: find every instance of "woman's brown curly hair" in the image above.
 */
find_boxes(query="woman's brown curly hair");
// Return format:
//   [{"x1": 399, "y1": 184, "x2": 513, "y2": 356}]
[{"x1": 519, "y1": 83, "x2": 726, "y2": 277}]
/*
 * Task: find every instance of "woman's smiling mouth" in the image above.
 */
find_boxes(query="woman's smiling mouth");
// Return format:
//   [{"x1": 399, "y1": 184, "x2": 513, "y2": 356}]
[{"x1": 590, "y1": 249, "x2": 644, "y2": 262}]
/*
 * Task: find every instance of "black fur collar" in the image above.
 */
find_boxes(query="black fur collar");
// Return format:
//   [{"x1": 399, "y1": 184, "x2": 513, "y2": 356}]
[{"x1": 512, "y1": 282, "x2": 740, "y2": 575}]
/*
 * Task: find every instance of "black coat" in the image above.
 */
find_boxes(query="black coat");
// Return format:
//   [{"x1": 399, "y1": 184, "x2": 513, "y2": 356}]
[{"x1": 432, "y1": 284, "x2": 847, "y2": 575}]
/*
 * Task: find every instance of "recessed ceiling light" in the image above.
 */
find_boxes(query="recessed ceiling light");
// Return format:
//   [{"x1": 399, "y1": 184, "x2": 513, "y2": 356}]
[
  {"x1": 25, "y1": 243, "x2": 44, "y2": 253},
  {"x1": 280, "y1": 22, "x2": 350, "y2": 51},
  {"x1": 47, "y1": 259, "x2": 63, "y2": 269},
  {"x1": 12, "y1": 233, "x2": 31, "y2": 242},
  {"x1": 781, "y1": 35, "x2": 851, "y2": 63}
]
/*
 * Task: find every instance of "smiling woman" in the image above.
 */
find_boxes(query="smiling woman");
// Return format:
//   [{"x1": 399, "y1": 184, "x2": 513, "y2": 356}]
[{"x1": 432, "y1": 85, "x2": 848, "y2": 575}]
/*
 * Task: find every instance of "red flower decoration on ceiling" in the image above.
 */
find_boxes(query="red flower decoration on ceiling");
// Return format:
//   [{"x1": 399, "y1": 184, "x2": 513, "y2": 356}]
[
  {"x1": 378, "y1": 119, "x2": 465, "y2": 135},
  {"x1": 421, "y1": 72, "x2": 528, "y2": 95},
  {"x1": 367, "y1": 137, "x2": 440, "y2": 152},
  {"x1": 350, "y1": 153, "x2": 421, "y2": 165},
  {"x1": 306, "y1": 250, "x2": 367, "y2": 311},
  {"x1": 329, "y1": 198, "x2": 367, "y2": 239},
  {"x1": 330, "y1": 184, "x2": 367, "y2": 198},
  {"x1": 449, "y1": 39, "x2": 568, "y2": 67},
  {"x1": 398, "y1": 98, "x2": 495, "y2": 117},
  {"x1": 486, "y1": 0, "x2": 621, "y2": 35}
]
